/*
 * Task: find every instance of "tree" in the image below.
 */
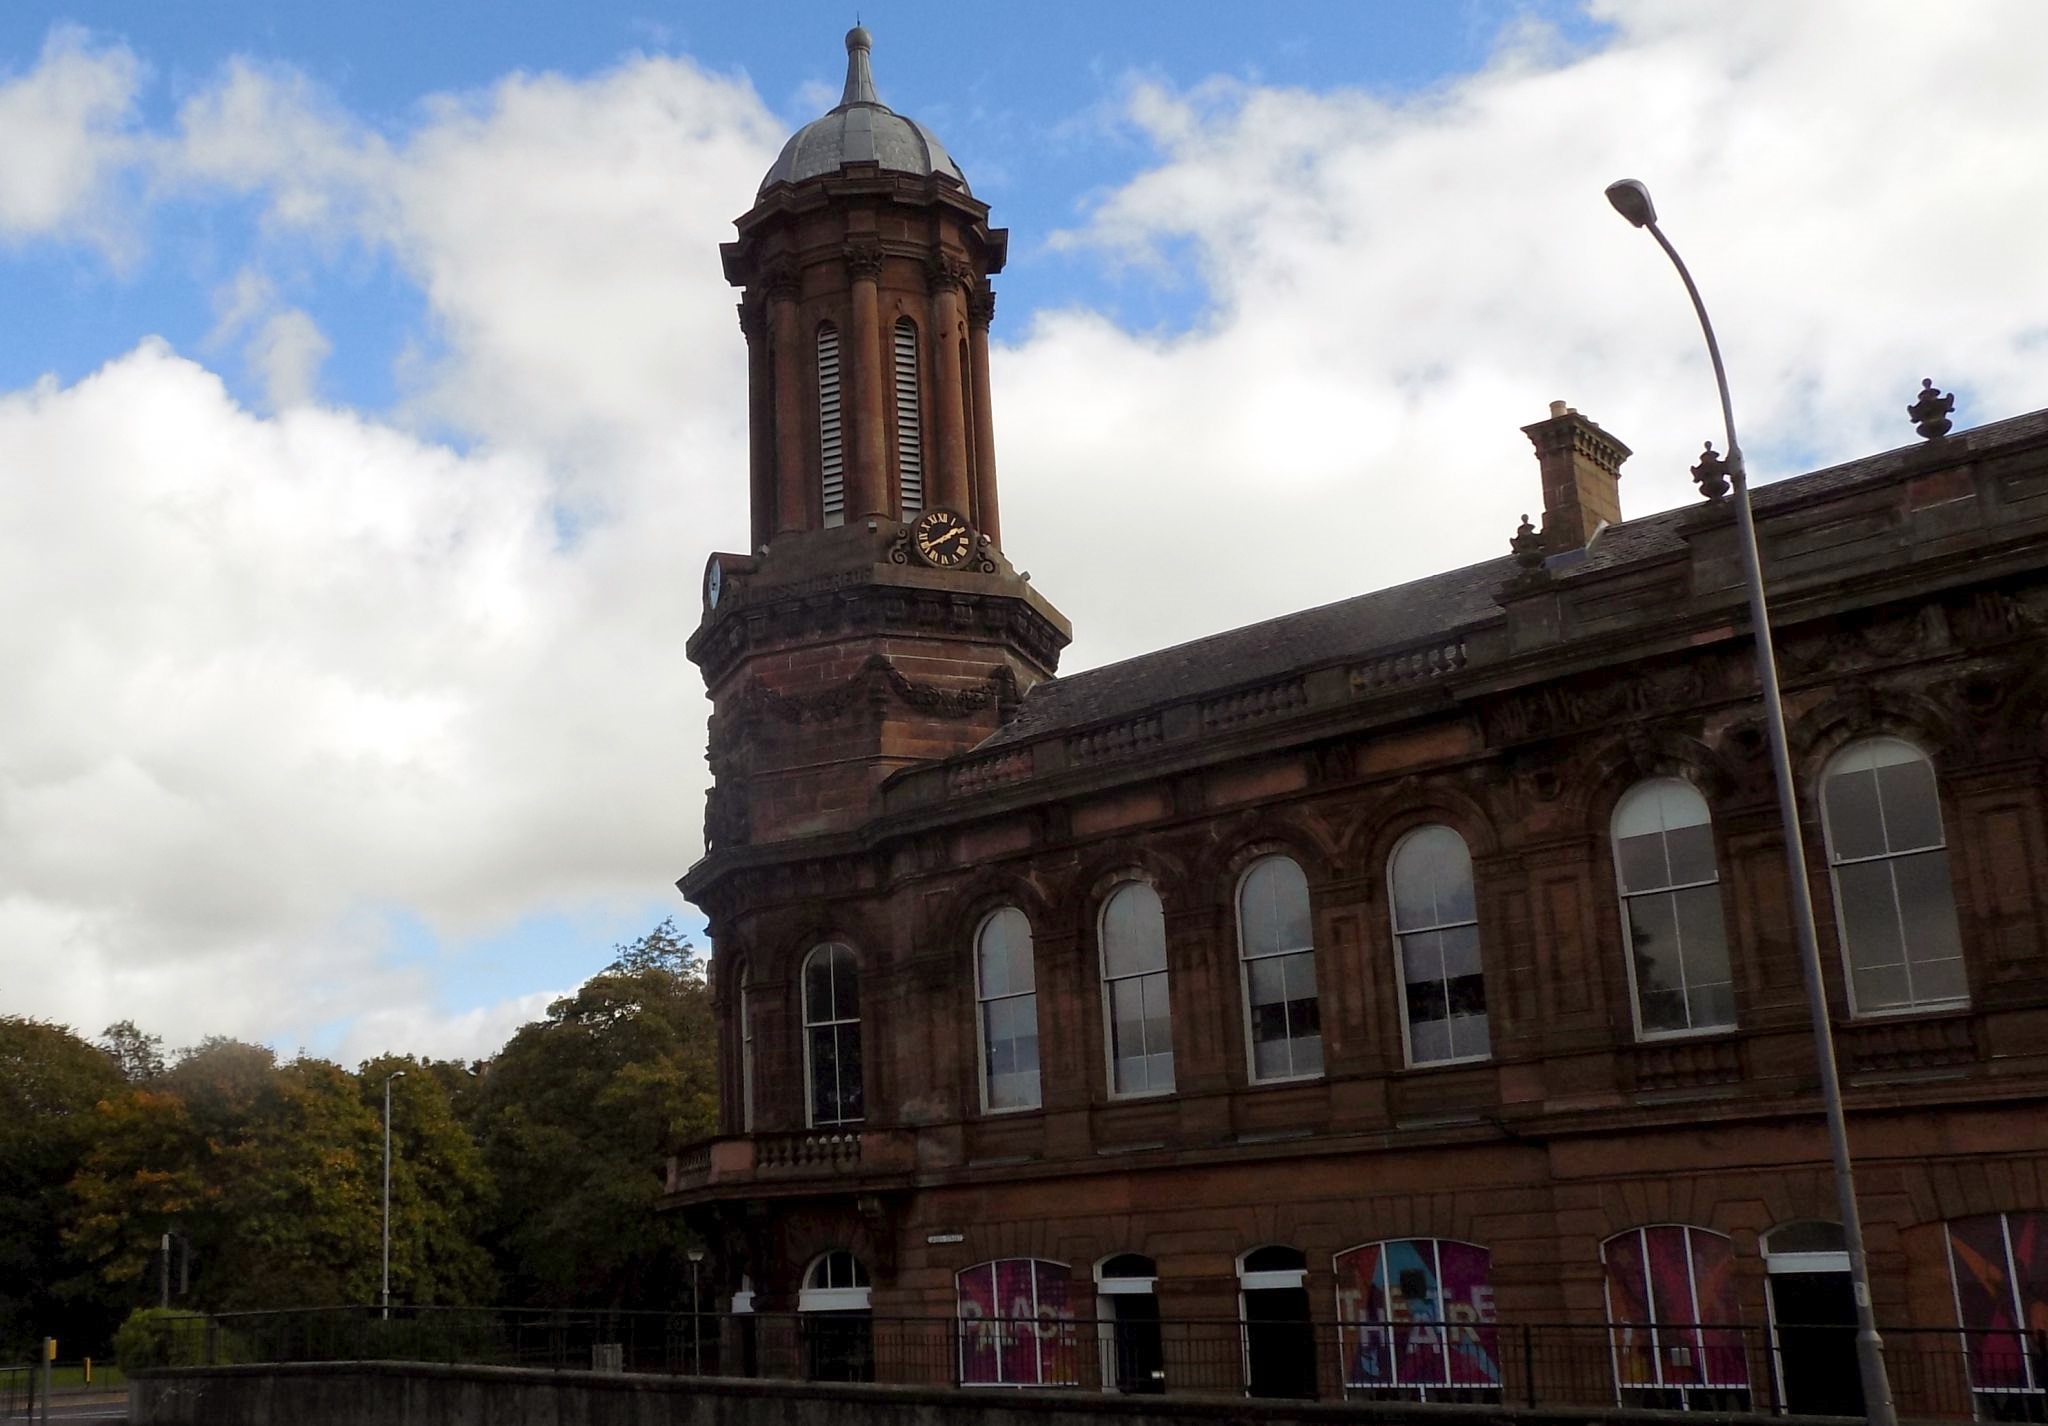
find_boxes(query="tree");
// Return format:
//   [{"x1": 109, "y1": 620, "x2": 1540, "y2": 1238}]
[
  {"x1": 98, "y1": 1020, "x2": 166, "y2": 1083},
  {"x1": 0, "y1": 1018, "x2": 126, "y2": 1355},
  {"x1": 354, "y1": 1056, "x2": 497, "y2": 1306},
  {"x1": 468, "y1": 921, "x2": 718, "y2": 1306}
]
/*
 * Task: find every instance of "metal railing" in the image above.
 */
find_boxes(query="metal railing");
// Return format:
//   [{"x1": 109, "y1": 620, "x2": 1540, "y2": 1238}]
[{"x1": 128, "y1": 1307, "x2": 2048, "y2": 1420}]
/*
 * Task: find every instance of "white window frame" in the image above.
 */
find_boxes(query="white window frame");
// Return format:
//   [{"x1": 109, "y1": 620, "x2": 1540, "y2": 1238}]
[
  {"x1": 1387, "y1": 825, "x2": 1490, "y2": 1068},
  {"x1": 975, "y1": 906, "x2": 1042, "y2": 1115},
  {"x1": 1236, "y1": 855, "x2": 1324, "y2": 1085},
  {"x1": 1611, "y1": 778, "x2": 1737, "y2": 1043},
  {"x1": 1817, "y1": 736, "x2": 1968, "y2": 1018},
  {"x1": 1099, "y1": 879, "x2": 1175, "y2": 1100},
  {"x1": 800, "y1": 1251, "x2": 871, "y2": 1313},
  {"x1": 802, "y1": 942, "x2": 863, "y2": 1129}
]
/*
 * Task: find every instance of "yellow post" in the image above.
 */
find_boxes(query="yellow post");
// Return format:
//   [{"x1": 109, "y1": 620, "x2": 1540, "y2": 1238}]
[
  {"x1": 43, "y1": 1339, "x2": 55, "y2": 1360},
  {"x1": 84, "y1": 1358, "x2": 91, "y2": 1383}
]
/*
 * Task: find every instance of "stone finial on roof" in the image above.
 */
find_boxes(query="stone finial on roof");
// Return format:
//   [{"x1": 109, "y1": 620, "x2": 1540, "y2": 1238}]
[
  {"x1": 1910, "y1": 379, "x2": 1956, "y2": 440},
  {"x1": 1690, "y1": 441, "x2": 1732, "y2": 500},
  {"x1": 840, "y1": 26, "x2": 878, "y2": 108},
  {"x1": 1511, "y1": 513, "x2": 1547, "y2": 568}
]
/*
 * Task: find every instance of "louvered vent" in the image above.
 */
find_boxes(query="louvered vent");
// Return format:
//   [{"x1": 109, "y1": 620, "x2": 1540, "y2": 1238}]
[
  {"x1": 894, "y1": 318, "x2": 923, "y2": 517},
  {"x1": 817, "y1": 324, "x2": 844, "y2": 527}
]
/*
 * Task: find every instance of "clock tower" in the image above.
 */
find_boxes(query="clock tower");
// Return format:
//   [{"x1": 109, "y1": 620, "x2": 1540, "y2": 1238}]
[{"x1": 684, "y1": 28, "x2": 1069, "y2": 871}]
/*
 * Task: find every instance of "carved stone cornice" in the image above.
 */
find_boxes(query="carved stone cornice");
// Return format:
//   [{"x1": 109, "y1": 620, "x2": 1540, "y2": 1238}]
[
  {"x1": 728, "y1": 655, "x2": 1019, "y2": 729},
  {"x1": 1481, "y1": 653, "x2": 1742, "y2": 747}
]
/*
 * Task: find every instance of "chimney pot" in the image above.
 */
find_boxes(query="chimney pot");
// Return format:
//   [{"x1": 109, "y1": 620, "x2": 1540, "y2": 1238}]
[
  {"x1": 1549, "y1": 400, "x2": 1569, "y2": 418},
  {"x1": 1522, "y1": 405, "x2": 1630, "y2": 550}
]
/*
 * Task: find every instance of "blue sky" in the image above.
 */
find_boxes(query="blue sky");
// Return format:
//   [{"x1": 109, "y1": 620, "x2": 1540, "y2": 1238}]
[{"x1": 2, "y1": 2, "x2": 2045, "y2": 1067}]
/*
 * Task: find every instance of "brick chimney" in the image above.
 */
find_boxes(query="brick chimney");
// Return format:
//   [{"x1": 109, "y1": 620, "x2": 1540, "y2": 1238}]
[{"x1": 1522, "y1": 400, "x2": 1630, "y2": 548}]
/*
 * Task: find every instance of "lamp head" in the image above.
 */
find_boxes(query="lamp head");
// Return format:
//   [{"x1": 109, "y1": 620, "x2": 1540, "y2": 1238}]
[
  {"x1": 687, "y1": 1248, "x2": 704, "y2": 1265},
  {"x1": 1604, "y1": 178, "x2": 1657, "y2": 228}
]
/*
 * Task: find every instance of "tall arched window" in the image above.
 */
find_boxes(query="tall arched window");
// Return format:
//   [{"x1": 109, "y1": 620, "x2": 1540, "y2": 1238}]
[
  {"x1": 976, "y1": 907, "x2": 1041, "y2": 1112},
  {"x1": 1601, "y1": 1226, "x2": 1750, "y2": 1412},
  {"x1": 957, "y1": 1259, "x2": 1076, "y2": 1387},
  {"x1": 816, "y1": 323, "x2": 845, "y2": 527},
  {"x1": 1819, "y1": 737, "x2": 1966, "y2": 1014},
  {"x1": 802, "y1": 943, "x2": 862, "y2": 1126},
  {"x1": 1388, "y1": 826, "x2": 1488, "y2": 1065},
  {"x1": 739, "y1": 962, "x2": 756, "y2": 1132},
  {"x1": 893, "y1": 317, "x2": 923, "y2": 517},
  {"x1": 1237, "y1": 856, "x2": 1322, "y2": 1081},
  {"x1": 1100, "y1": 882, "x2": 1173, "y2": 1096},
  {"x1": 1613, "y1": 779, "x2": 1735, "y2": 1037}
]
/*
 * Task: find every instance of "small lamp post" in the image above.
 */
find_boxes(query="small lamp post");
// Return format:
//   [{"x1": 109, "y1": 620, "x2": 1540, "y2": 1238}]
[
  {"x1": 686, "y1": 1247, "x2": 705, "y2": 1375},
  {"x1": 382, "y1": 1070, "x2": 405, "y2": 1321},
  {"x1": 1604, "y1": 177, "x2": 1897, "y2": 1426}
]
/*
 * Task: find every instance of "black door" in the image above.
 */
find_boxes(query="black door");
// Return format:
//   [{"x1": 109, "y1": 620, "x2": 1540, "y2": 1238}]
[
  {"x1": 1244, "y1": 1288, "x2": 1318, "y2": 1400},
  {"x1": 1109, "y1": 1295, "x2": 1166, "y2": 1393},
  {"x1": 1770, "y1": 1272, "x2": 1863, "y2": 1417},
  {"x1": 801, "y1": 1310, "x2": 874, "y2": 1383}
]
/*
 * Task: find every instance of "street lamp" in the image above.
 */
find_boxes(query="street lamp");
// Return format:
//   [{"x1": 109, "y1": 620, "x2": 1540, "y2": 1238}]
[
  {"x1": 686, "y1": 1247, "x2": 705, "y2": 1375},
  {"x1": 1605, "y1": 178, "x2": 1896, "y2": 1426},
  {"x1": 382, "y1": 1070, "x2": 405, "y2": 1321}
]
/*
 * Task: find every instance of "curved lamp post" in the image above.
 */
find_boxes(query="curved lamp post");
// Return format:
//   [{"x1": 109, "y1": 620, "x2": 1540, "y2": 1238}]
[
  {"x1": 382, "y1": 1069, "x2": 405, "y2": 1321},
  {"x1": 1605, "y1": 178, "x2": 1895, "y2": 1426}
]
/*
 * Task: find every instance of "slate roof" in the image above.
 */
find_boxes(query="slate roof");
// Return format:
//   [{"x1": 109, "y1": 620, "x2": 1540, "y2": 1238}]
[{"x1": 980, "y1": 406, "x2": 2048, "y2": 751}]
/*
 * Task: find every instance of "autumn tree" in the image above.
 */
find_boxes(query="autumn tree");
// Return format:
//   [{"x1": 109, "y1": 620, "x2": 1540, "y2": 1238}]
[{"x1": 354, "y1": 1055, "x2": 497, "y2": 1306}]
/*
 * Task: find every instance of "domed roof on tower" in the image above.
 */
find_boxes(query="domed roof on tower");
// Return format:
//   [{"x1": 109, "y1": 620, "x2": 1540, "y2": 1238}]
[{"x1": 758, "y1": 27, "x2": 969, "y2": 195}]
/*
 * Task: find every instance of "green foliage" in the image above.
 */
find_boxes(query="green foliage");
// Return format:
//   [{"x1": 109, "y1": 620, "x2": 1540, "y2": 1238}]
[
  {"x1": 113, "y1": 1308, "x2": 215, "y2": 1369},
  {"x1": 354, "y1": 1056, "x2": 497, "y2": 1306},
  {"x1": 468, "y1": 920, "x2": 717, "y2": 1307},
  {"x1": 98, "y1": 1021, "x2": 166, "y2": 1083},
  {"x1": 0, "y1": 1017, "x2": 127, "y2": 1356}
]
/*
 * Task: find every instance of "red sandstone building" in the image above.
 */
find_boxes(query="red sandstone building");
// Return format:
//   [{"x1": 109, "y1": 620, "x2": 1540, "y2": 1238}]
[{"x1": 666, "y1": 29, "x2": 2048, "y2": 1418}]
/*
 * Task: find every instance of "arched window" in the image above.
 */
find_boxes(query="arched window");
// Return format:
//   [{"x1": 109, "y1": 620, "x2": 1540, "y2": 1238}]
[
  {"x1": 1388, "y1": 826, "x2": 1489, "y2": 1065},
  {"x1": 739, "y1": 963, "x2": 756, "y2": 1132},
  {"x1": 1237, "y1": 856, "x2": 1322, "y2": 1081},
  {"x1": 1100, "y1": 882, "x2": 1173, "y2": 1096},
  {"x1": 957, "y1": 1259, "x2": 1076, "y2": 1386},
  {"x1": 976, "y1": 908, "x2": 1040, "y2": 1112},
  {"x1": 1601, "y1": 1226, "x2": 1750, "y2": 1411},
  {"x1": 799, "y1": 1251, "x2": 873, "y2": 1383},
  {"x1": 893, "y1": 317, "x2": 923, "y2": 517},
  {"x1": 1333, "y1": 1239, "x2": 1499, "y2": 1400},
  {"x1": 816, "y1": 323, "x2": 845, "y2": 527},
  {"x1": 802, "y1": 943, "x2": 862, "y2": 1127},
  {"x1": 1613, "y1": 779, "x2": 1735, "y2": 1037},
  {"x1": 1819, "y1": 738, "x2": 1966, "y2": 1014}
]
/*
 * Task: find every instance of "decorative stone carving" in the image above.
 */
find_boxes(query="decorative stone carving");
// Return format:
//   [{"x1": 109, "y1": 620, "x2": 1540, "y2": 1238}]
[
  {"x1": 1690, "y1": 441, "x2": 1732, "y2": 500},
  {"x1": 1909, "y1": 378, "x2": 1956, "y2": 439},
  {"x1": 925, "y1": 252, "x2": 973, "y2": 292},
  {"x1": 728, "y1": 655, "x2": 1020, "y2": 729},
  {"x1": 1510, "y1": 513, "x2": 1546, "y2": 568},
  {"x1": 762, "y1": 255, "x2": 801, "y2": 301},
  {"x1": 966, "y1": 281, "x2": 997, "y2": 326},
  {"x1": 842, "y1": 241, "x2": 885, "y2": 279}
]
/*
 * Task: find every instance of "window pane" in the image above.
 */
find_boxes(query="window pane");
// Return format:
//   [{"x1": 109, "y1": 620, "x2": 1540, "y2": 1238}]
[
  {"x1": 1448, "y1": 1003, "x2": 1490, "y2": 1061},
  {"x1": 1824, "y1": 767, "x2": 1887, "y2": 862},
  {"x1": 1241, "y1": 856, "x2": 1312, "y2": 957},
  {"x1": 832, "y1": 950, "x2": 859, "y2": 1020},
  {"x1": 1875, "y1": 757, "x2": 1944, "y2": 853},
  {"x1": 1249, "y1": 955, "x2": 1287, "y2": 1010},
  {"x1": 835, "y1": 1025, "x2": 862, "y2": 1121},
  {"x1": 1638, "y1": 987, "x2": 1687, "y2": 1034},
  {"x1": 1392, "y1": 826, "x2": 1475, "y2": 931},
  {"x1": 805, "y1": 950, "x2": 835, "y2": 1023},
  {"x1": 809, "y1": 1025, "x2": 840, "y2": 1122},
  {"x1": 1253, "y1": 1033, "x2": 1290, "y2": 1080},
  {"x1": 1674, "y1": 885, "x2": 1735, "y2": 1028},
  {"x1": 1836, "y1": 859, "x2": 1907, "y2": 992},
  {"x1": 1103, "y1": 884, "x2": 1167, "y2": 977},
  {"x1": 1142, "y1": 972, "x2": 1174, "y2": 1070},
  {"x1": 1402, "y1": 929, "x2": 1445, "y2": 989},
  {"x1": 1893, "y1": 849, "x2": 1963, "y2": 980},
  {"x1": 1615, "y1": 831, "x2": 1671, "y2": 895},
  {"x1": 1664, "y1": 823, "x2": 1718, "y2": 886},
  {"x1": 1439, "y1": 923, "x2": 1482, "y2": 980}
]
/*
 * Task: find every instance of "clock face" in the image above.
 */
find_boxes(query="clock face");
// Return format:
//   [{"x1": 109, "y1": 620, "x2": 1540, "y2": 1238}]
[
  {"x1": 912, "y1": 508, "x2": 974, "y2": 568},
  {"x1": 706, "y1": 559, "x2": 723, "y2": 608}
]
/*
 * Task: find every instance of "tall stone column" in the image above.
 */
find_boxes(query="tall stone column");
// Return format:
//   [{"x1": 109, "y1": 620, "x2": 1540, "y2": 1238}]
[
  {"x1": 845, "y1": 242, "x2": 888, "y2": 519},
  {"x1": 768, "y1": 264, "x2": 807, "y2": 534},
  {"x1": 740, "y1": 300, "x2": 773, "y2": 551},
  {"x1": 967, "y1": 281, "x2": 1000, "y2": 544},
  {"x1": 927, "y1": 254, "x2": 972, "y2": 513}
]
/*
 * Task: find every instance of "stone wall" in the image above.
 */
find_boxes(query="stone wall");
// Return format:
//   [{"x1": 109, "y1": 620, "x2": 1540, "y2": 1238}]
[{"x1": 130, "y1": 1363, "x2": 1837, "y2": 1426}]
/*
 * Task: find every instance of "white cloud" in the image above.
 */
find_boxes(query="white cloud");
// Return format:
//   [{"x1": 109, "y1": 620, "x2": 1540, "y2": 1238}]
[
  {"x1": 0, "y1": 27, "x2": 142, "y2": 251},
  {"x1": 249, "y1": 308, "x2": 331, "y2": 408},
  {"x1": 999, "y1": 0, "x2": 2048, "y2": 670}
]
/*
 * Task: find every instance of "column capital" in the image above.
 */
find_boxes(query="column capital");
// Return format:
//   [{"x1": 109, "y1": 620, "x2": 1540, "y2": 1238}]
[
  {"x1": 966, "y1": 281, "x2": 996, "y2": 327},
  {"x1": 737, "y1": 299, "x2": 768, "y2": 342},
  {"x1": 925, "y1": 252, "x2": 972, "y2": 293},
  {"x1": 762, "y1": 255, "x2": 801, "y2": 302},
  {"x1": 843, "y1": 241, "x2": 885, "y2": 280}
]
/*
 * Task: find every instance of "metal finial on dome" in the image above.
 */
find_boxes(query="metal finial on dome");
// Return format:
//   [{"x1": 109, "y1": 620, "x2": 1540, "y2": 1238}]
[{"x1": 840, "y1": 26, "x2": 879, "y2": 108}]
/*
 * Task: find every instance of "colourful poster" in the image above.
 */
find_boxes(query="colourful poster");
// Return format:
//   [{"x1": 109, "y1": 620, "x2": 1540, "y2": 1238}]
[
  {"x1": 956, "y1": 1260, "x2": 1077, "y2": 1386},
  {"x1": 1948, "y1": 1213, "x2": 2048, "y2": 1391},
  {"x1": 1333, "y1": 1239, "x2": 1497, "y2": 1391},
  {"x1": 1602, "y1": 1227, "x2": 1747, "y2": 1390}
]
